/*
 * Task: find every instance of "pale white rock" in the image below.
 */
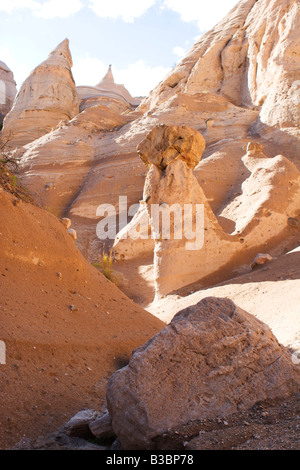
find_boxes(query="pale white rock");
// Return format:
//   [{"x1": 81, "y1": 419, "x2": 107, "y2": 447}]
[
  {"x1": 0, "y1": 61, "x2": 17, "y2": 126},
  {"x1": 68, "y1": 228, "x2": 77, "y2": 241},
  {"x1": 141, "y1": 0, "x2": 300, "y2": 145},
  {"x1": 61, "y1": 218, "x2": 72, "y2": 229},
  {"x1": 129, "y1": 126, "x2": 300, "y2": 298}
]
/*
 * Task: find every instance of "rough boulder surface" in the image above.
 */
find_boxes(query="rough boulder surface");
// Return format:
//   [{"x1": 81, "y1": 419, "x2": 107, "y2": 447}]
[
  {"x1": 137, "y1": 124, "x2": 206, "y2": 170},
  {"x1": 107, "y1": 297, "x2": 300, "y2": 450}
]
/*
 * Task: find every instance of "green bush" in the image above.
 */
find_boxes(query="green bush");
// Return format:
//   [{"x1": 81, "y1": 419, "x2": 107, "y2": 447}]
[{"x1": 92, "y1": 251, "x2": 119, "y2": 284}]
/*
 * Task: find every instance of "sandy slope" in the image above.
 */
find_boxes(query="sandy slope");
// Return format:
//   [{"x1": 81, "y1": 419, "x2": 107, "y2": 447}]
[
  {"x1": 148, "y1": 246, "x2": 300, "y2": 351},
  {"x1": 0, "y1": 189, "x2": 164, "y2": 449}
]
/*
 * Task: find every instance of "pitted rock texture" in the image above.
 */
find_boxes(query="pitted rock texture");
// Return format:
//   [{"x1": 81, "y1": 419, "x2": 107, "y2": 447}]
[
  {"x1": 107, "y1": 297, "x2": 300, "y2": 450},
  {"x1": 137, "y1": 124, "x2": 206, "y2": 170}
]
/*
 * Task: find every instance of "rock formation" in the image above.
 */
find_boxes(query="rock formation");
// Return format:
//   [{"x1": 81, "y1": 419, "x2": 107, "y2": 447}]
[
  {"x1": 138, "y1": 124, "x2": 206, "y2": 170},
  {"x1": 16, "y1": 104, "x2": 131, "y2": 229},
  {"x1": 0, "y1": 39, "x2": 79, "y2": 149},
  {"x1": 0, "y1": 61, "x2": 17, "y2": 126},
  {"x1": 107, "y1": 297, "x2": 300, "y2": 450},
  {"x1": 3, "y1": 0, "x2": 299, "y2": 299},
  {"x1": 1, "y1": 0, "x2": 300, "y2": 451},
  {"x1": 141, "y1": 0, "x2": 300, "y2": 144},
  {"x1": 113, "y1": 125, "x2": 300, "y2": 298},
  {"x1": 77, "y1": 65, "x2": 142, "y2": 113}
]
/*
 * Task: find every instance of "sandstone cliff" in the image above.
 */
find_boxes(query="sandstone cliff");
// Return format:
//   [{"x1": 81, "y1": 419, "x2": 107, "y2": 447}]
[{"x1": 142, "y1": 0, "x2": 300, "y2": 140}]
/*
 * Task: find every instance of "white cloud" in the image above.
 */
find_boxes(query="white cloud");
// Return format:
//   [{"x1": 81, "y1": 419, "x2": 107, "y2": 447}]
[
  {"x1": 0, "y1": 0, "x2": 83, "y2": 18},
  {"x1": 0, "y1": 46, "x2": 33, "y2": 89},
  {"x1": 173, "y1": 46, "x2": 186, "y2": 59},
  {"x1": 73, "y1": 56, "x2": 171, "y2": 97},
  {"x1": 0, "y1": 0, "x2": 36, "y2": 13},
  {"x1": 72, "y1": 56, "x2": 108, "y2": 88},
  {"x1": 114, "y1": 60, "x2": 171, "y2": 96},
  {"x1": 88, "y1": 0, "x2": 157, "y2": 23},
  {"x1": 88, "y1": 0, "x2": 238, "y2": 28},
  {"x1": 162, "y1": 0, "x2": 239, "y2": 31},
  {"x1": 34, "y1": 0, "x2": 83, "y2": 18},
  {"x1": 0, "y1": 0, "x2": 240, "y2": 28}
]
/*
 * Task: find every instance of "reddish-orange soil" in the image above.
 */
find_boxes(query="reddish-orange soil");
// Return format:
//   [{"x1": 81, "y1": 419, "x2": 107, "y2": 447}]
[{"x1": 0, "y1": 188, "x2": 164, "y2": 449}]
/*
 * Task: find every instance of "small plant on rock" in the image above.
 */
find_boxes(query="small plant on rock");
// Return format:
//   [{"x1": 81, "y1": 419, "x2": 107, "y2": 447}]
[{"x1": 92, "y1": 250, "x2": 119, "y2": 285}]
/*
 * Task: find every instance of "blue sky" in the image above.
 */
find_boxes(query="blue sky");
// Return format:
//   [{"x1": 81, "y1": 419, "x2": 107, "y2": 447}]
[{"x1": 0, "y1": 0, "x2": 238, "y2": 97}]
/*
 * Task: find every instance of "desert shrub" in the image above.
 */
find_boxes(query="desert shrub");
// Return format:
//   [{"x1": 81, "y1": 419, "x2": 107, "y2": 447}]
[{"x1": 92, "y1": 251, "x2": 119, "y2": 284}]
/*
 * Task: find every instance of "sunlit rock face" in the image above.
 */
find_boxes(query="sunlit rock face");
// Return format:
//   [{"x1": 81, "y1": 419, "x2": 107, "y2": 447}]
[
  {"x1": 10, "y1": 0, "x2": 300, "y2": 288},
  {"x1": 141, "y1": 0, "x2": 300, "y2": 136},
  {"x1": 1, "y1": 39, "x2": 79, "y2": 149},
  {"x1": 113, "y1": 125, "x2": 300, "y2": 299}
]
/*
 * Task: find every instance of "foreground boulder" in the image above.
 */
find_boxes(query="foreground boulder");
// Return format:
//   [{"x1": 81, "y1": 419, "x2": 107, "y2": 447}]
[{"x1": 107, "y1": 297, "x2": 300, "y2": 450}]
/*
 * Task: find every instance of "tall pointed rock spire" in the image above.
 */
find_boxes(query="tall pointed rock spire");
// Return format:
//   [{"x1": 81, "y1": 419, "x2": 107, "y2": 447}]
[
  {"x1": 1, "y1": 39, "x2": 79, "y2": 149},
  {"x1": 97, "y1": 64, "x2": 114, "y2": 87},
  {"x1": 76, "y1": 64, "x2": 143, "y2": 111},
  {"x1": 48, "y1": 38, "x2": 73, "y2": 68}
]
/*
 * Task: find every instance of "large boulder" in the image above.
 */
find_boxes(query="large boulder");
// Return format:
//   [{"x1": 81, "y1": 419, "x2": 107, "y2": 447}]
[{"x1": 107, "y1": 297, "x2": 300, "y2": 450}]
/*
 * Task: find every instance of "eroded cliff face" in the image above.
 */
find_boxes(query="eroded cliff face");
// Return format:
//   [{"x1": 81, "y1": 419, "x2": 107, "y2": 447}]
[{"x1": 141, "y1": 0, "x2": 300, "y2": 134}]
